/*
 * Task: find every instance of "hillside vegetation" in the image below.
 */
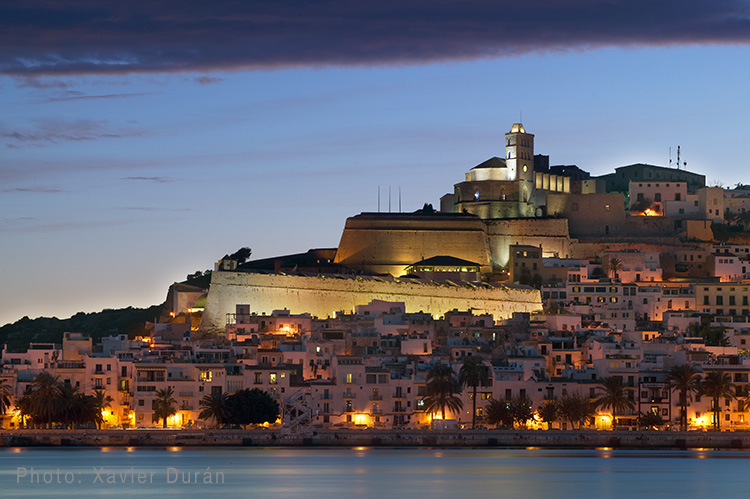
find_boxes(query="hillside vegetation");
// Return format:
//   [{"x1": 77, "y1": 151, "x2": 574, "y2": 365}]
[{"x1": 0, "y1": 305, "x2": 163, "y2": 352}]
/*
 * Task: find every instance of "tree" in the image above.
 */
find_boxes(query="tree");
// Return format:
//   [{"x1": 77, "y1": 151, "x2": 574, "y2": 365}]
[
  {"x1": 0, "y1": 379, "x2": 12, "y2": 418},
  {"x1": 666, "y1": 364, "x2": 701, "y2": 431},
  {"x1": 607, "y1": 257, "x2": 624, "y2": 281},
  {"x1": 699, "y1": 371, "x2": 735, "y2": 430},
  {"x1": 153, "y1": 387, "x2": 178, "y2": 428},
  {"x1": 638, "y1": 411, "x2": 664, "y2": 430},
  {"x1": 91, "y1": 390, "x2": 114, "y2": 429},
  {"x1": 27, "y1": 373, "x2": 62, "y2": 428},
  {"x1": 199, "y1": 391, "x2": 231, "y2": 427},
  {"x1": 56, "y1": 383, "x2": 93, "y2": 429},
  {"x1": 458, "y1": 357, "x2": 491, "y2": 429},
  {"x1": 227, "y1": 247, "x2": 252, "y2": 264},
  {"x1": 510, "y1": 396, "x2": 534, "y2": 428},
  {"x1": 537, "y1": 401, "x2": 558, "y2": 429},
  {"x1": 558, "y1": 393, "x2": 595, "y2": 429},
  {"x1": 484, "y1": 398, "x2": 514, "y2": 428},
  {"x1": 595, "y1": 377, "x2": 635, "y2": 429},
  {"x1": 423, "y1": 364, "x2": 463, "y2": 421},
  {"x1": 226, "y1": 388, "x2": 279, "y2": 426}
]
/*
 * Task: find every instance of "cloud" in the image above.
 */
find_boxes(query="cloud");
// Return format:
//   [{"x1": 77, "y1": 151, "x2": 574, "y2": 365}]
[
  {"x1": 42, "y1": 91, "x2": 157, "y2": 102},
  {"x1": 116, "y1": 206, "x2": 192, "y2": 212},
  {"x1": 0, "y1": 187, "x2": 63, "y2": 193},
  {"x1": 119, "y1": 176, "x2": 174, "y2": 183},
  {"x1": 191, "y1": 75, "x2": 223, "y2": 85},
  {"x1": 1, "y1": 1, "x2": 749, "y2": 76},
  {"x1": 0, "y1": 118, "x2": 145, "y2": 147}
]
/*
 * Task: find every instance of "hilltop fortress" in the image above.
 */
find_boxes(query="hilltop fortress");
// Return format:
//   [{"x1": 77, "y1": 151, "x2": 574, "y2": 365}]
[{"x1": 187, "y1": 123, "x2": 737, "y2": 329}]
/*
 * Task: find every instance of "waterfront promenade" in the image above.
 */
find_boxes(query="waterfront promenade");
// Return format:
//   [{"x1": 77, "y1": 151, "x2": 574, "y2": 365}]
[{"x1": 3, "y1": 428, "x2": 750, "y2": 449}]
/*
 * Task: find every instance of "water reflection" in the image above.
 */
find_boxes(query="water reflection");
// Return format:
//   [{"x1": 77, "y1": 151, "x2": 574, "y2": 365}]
[{"x1": 0, "y1": 447, "x2": 748, "y2": 498}]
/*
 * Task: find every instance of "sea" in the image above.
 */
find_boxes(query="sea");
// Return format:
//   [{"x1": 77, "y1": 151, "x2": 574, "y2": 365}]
[{"x1": 1, "y1": 446, "x2": 747, "y2": 498}]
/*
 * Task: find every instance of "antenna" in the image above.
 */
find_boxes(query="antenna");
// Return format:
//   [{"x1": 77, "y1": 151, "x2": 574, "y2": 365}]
[
  {"x1": 677, "y1": 146, "x2": 680, "y2": 170},
  {"x1": 669, "y1": 147, "x2": 672, "y2": 167}
]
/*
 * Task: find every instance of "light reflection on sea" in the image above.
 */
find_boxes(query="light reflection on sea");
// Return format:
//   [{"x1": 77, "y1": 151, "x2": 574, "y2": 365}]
[{"x1": 0, "y1": 446, "x2": 747, "y2": 498}]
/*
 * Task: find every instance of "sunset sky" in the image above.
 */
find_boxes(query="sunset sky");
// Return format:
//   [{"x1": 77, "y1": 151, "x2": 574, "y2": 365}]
[{"x1": 2, "y1": 1, "x2": 750, "y2": 325}]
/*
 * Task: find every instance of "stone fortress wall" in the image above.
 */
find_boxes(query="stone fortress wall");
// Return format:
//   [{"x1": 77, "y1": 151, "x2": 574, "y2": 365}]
[
  {"x1": 200, "y1": 270, "x2": 542, "y2": 330},
  {"x1": 484, "y1": 218, "x2": 571, "y2": 268},
  {"x1": 333, "y1": 212, "x2": 492, "y2": 277}
]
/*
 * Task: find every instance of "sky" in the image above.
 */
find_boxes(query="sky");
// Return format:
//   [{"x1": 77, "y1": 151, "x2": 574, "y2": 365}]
[{"x1": 2, "y1": 0, "x2": 750, "y2": 326}]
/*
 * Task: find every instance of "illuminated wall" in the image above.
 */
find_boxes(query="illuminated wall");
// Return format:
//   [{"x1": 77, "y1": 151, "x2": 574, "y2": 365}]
[
  {"x1": 200, "y1": 271, "x2": 542, "y2": 330},
  {"x1": 334, "y1": 212, "x2": 492, "y2": 276}
]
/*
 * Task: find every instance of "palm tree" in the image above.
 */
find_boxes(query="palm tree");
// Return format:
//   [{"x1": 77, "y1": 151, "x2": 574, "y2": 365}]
[
  {"x1": 607, "y1": 257, "x2": 624, "y2": 281},
  {"x1": 666, "y1": 364, "x2": 700, "y2": 431},
  {"x1": 57, "y1": 383, "x2": 89, "y2": 428},
  {"x1": 153, "y1": 387, "x2": 177, "y2": 428},
  {"x1": 700, "y1": 371, "x2": 735, "y2": 430},
  {"x1": 596, "y1": 377, "x2": 635, "y2": 429},
  {"x1": 91, "y1": 390, "x2": 114, "y2": 429},
  {"x1": 423, "y1": 363, "x2": 463, "y2": 421},
  {"x1": 458, "y1": 357, "x2": 491, "y2": 429},
  {"x1": 199, "y1": 391, "x2": 230, "y2": 427},
  {"x1": 0, "y1": 379, "x2": 13, "y2": 428},
  {"x1": 28, "y1": 373, "x2": 62, "y2": 428}
]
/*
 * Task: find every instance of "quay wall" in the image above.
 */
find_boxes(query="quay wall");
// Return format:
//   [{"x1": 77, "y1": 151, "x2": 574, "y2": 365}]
[
  {"x1": 3, "y1": 429, "x2": 750, "y2": 449},
  {"x1": 201, "y1": 271, "x2": 541, "y2": 330}
]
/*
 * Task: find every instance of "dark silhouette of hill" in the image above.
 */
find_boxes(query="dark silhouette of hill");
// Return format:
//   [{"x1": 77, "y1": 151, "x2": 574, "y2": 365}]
[{"x1": 0, "y1": 305, "x2": 163, "y2": 352}]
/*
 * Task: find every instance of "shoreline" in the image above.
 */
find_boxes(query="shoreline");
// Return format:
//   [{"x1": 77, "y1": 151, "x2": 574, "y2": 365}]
[{"x1": 3, "y1": 429, "x2": 750, "y2": 449}]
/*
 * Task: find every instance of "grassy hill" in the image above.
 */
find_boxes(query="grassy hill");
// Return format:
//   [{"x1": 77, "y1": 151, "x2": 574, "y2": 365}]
[{"x1": 0, "y1": 304, "x2": 163, "y2": 352}]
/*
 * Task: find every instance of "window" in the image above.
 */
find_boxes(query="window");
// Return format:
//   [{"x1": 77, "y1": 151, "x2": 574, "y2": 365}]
[
  {"x1": 269, "y1": 373, "x2": 277, "y2": 385},
  {"x1": 199, "y1": 370, "x2": 212, "y2": 382},
  {"x1": 346, "y1": 373, "x2": 353, "y2": 384},
  {"x1": 655, "y1": 193, "x2": 661, "y2": 202}
]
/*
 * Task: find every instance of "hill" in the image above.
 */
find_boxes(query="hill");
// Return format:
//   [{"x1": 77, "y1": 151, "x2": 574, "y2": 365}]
[{"x1": 0, "y1": 304, "x2": 163, "y2": 352}]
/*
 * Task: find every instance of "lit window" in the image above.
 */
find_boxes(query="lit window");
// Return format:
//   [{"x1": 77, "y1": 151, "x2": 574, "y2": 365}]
[
  {"x1": 270, "y1": 373, "x2": 277, "y2": 385},
  {"x1": 199, "y1": 371, "x2": 212, "y2": 382}
]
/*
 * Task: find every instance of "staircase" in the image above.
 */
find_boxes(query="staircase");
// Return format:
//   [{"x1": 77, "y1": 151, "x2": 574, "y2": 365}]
[{"x1": 282, "y1": 389, "x2": 315, "y2": 435}]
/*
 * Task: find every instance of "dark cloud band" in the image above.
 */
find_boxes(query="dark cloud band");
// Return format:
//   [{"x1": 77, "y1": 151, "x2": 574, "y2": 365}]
[{"x1": 2, "y1": 0, "x2": 750, "y2": 75}]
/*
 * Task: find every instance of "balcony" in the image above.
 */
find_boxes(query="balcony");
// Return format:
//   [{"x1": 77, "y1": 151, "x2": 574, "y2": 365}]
[
  {"x1": 370, "y1": 394, "x2": 383, "y2": 401},
  {"x1": 343, "y1": 391, "x2": 356, "y2": 399}
]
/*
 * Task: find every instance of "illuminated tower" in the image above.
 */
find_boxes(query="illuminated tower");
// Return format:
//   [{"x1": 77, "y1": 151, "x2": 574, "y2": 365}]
[{"x1": 505, "y1": 123, "x2": 534, "y2": 183}]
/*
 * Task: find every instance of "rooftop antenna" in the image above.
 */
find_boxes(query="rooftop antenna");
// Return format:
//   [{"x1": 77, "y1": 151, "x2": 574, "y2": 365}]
[
  {"x1": 677, "y1": 146, "x2": 680, "y2": 170},
  {"x1": 669, "y1": 147, "x2": 672, "y2": 167}
]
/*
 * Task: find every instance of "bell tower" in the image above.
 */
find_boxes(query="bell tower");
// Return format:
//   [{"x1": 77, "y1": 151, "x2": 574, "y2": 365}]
[{"x1": 505, "y1": 123, "x2": 534, "y2": 183}]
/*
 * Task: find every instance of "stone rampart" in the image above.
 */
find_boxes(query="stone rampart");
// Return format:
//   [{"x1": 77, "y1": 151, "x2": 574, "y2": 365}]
[
  {"x1": 200, "y1": 271, "x2": 541, "y2": 330},
  {"x1": 485, "y1": 218, "x2": 571, "y2": 267}
]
